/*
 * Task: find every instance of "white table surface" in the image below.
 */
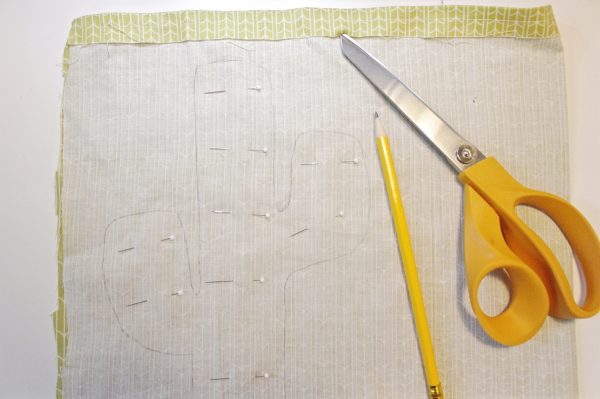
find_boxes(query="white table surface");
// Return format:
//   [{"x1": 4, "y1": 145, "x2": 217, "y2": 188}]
[{"x1": 0, "y1": 0, "x2": 598, "y2": 398}]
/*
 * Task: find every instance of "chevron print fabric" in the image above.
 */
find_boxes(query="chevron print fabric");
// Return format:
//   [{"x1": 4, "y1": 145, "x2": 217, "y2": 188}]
[
  {"x1": 62, "y1": 6, "x2": 558, "y2": 74},
  {"x1": 66, "y1": 6, "x2": 558, "y2": 44}
]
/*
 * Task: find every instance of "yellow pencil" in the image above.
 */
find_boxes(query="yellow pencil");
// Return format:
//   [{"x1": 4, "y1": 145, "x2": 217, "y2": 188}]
[{"x1": 374, "y1": 112, "x2": 443, "y2": 399}]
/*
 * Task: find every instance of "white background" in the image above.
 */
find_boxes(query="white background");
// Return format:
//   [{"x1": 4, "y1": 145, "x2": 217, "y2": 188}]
[{"x1": 0, "y1": 0, "x2": 597, "y2": 398}]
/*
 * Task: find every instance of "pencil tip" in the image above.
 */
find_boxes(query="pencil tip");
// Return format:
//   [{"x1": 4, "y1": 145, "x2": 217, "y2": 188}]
[{"x1": 374, "y1": 111, "x2": 385, "y2": 137}]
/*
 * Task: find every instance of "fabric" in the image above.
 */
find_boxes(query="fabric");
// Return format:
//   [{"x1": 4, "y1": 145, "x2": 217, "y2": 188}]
[
  {"x1": 62, "y1": 6, "x2": 559, "y2": 74},
  {"x1": 65, "y1": 6, "x2": 558, "y2": 43},
  {"x1": 56, "y1": 6, "x2": 576, "y2": 399}
]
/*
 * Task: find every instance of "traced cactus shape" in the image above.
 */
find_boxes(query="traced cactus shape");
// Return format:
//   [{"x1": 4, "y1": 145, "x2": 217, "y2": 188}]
[
  {"x1": 279, "y1": 130, "x2": 370, "y2": 271},
  {"x1": 102, "y1": 211, "x2": 194, "y2": 355}
]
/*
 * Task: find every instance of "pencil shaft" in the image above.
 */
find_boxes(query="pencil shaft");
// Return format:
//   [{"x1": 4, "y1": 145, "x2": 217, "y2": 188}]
[{"x1": 376, "y1": 133, "x2": 442, "y2": 393}]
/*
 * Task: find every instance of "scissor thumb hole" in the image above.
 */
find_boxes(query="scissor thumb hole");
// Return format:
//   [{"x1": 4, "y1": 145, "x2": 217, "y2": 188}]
[{"x1": 470, "y1": 263, "x2": 549, "y2": 346}]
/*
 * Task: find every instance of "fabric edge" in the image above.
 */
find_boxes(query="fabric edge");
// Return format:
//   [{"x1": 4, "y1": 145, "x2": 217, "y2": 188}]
[
  {"x1": 66, "y1": 6, "x2": 559, "y2": 46},
  {"x1": 54, "y1": 111, "x2": 66, "y2": 399}
]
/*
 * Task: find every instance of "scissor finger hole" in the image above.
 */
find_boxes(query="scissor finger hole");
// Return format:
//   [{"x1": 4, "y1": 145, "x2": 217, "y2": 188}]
[
  {"x1": 477, "y1": 269, "x2": 511, "y2": 317},
  {"x1": 515, "y1": 204, "x2": 585, "y2": 306}
]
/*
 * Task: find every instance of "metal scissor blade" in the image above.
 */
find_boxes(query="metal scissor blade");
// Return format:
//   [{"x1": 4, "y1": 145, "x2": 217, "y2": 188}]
[{"x1": 340, "y1": 34, "x2": 485, "y2": 173}]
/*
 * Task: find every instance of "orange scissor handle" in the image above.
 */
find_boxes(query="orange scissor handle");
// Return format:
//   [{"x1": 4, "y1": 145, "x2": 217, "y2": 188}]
[
  {"x1": 459, "y1": 157, "x2": 600, "y2": 345},
  {"x1": 463, "y1": 186, "x2": 549, "y2": 346}
]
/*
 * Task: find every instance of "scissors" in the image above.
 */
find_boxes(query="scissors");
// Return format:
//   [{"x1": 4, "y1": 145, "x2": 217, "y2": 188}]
[{"x1": 340, "y1": 34, "x2": 600, "y2": 346}]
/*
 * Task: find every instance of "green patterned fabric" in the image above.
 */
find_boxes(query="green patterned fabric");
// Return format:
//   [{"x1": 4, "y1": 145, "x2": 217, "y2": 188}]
[
  {"x1": 67, "y1": 6, "x2": 558, "y2": 44},
  {"x1": 56, "y1": 6, "x2": 560, "y2": 398},
  {"x1": 62, "y1": 6, "x2": 559, "y2": 73}
]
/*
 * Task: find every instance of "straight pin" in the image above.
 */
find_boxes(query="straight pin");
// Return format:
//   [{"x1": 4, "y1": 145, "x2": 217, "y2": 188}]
[
  {"x1": 248, "y1": 147, "x2": 268, "y2": 154},
  {"x1": 204, "y1": 89, "x2": 226, "y2": 94},
  {"x1": 210, "y1": 377, "x2": 230, "y2": 381},
  {"x1": 252, "y1": 212, "x2": 271, "y2": 220},
  {"x1": 300, "y1": 161, "x2": 319, "y2": 166},
  {"x1": 208, "y1": 59, "x2": 240, "y2": 64},
  {"x1": 209, "y1": 147, "x2": 229, "y2": 151},
  {"x1": 161, "y1": 234, "x2": 175, "y2": 242},
  {"x1": 341, "y1": 158, "x2": 360, "y2": 165},
  {"x1": 118, "y1": 247, "x2": 134, "y2": 253},
  {"x1": 255, "y1": 373, "x2": 270, "y2": 379},
  {"x1": 205, "y1": 280, "x2": 234, "y2": 284},
  {"x1": 126, "y1": 300, "x2": 148, "y2": 307},
  {"x1": 212, "y1": 210, "x2": 232, "y2": 214},
  {"x1": 289, "y1": 228, "x2": 308, "y2": 238},
  {"x1": 248, "y1": 85, "x2": 262, "y2": 92}
]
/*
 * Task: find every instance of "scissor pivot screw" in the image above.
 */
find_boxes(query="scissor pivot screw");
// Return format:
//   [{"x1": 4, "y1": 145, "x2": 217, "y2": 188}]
[{"x1": 456, "y1": 145, "x2": 475, "y2": 164}]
